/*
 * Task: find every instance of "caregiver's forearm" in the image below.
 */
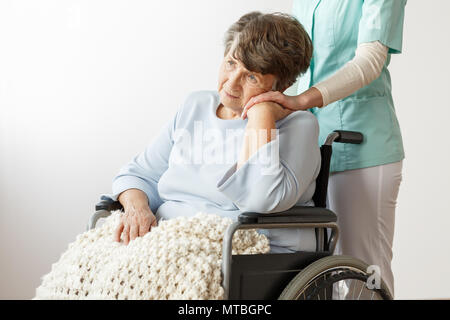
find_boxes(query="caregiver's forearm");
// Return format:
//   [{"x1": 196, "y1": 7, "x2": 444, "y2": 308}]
[
  {"x1": 311, "y1": 41, "x2": 388, "y2": 107},
  {"x1": 237, "y1": 108, "x2": 276, "y2": 170},
  {"x1": 296, "y1": 87, "x2": 324, "y2": 109},
  {"x1": 118, "y1": 188, "x2": 151, "y2": 212}
]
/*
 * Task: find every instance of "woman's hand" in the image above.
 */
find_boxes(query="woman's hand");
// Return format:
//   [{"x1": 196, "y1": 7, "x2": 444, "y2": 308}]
[
  {"x1": 114, "y1": 206, "x2": 157, "y2": 245},
  {"x1": 242, "y1": 91, "x2": 304, "y2": 120},
  {"x1": 114, "y1": 189, "x2": 157, "y2": 245}
]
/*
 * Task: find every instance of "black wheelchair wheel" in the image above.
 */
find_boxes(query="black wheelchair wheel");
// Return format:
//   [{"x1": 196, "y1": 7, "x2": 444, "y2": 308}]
[{"x1": 278, "y1": 255, "x2": 393, "y2": 300}]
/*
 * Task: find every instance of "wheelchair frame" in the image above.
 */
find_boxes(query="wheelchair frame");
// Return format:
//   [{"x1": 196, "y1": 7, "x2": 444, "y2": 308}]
[{"x1": 89, "y1": 130, "x2": 392, "y2": 300}]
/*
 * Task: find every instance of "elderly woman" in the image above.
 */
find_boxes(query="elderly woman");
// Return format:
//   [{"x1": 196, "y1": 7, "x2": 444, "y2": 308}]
[{"x1": 109, "y1": 12, "x2": 320, "y2": 253}]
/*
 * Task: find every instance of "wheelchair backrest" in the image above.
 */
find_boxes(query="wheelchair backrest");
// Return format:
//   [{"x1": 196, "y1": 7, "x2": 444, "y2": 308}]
[
  {"x1": 312, "y1": 145, "x2": 332, "y2": 208},
  {"x1": 312, "y1": 130, "x2": 363, "y2": 208}
]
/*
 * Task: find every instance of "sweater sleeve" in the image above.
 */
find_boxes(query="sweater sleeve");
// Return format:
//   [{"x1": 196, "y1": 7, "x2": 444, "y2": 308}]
[
  {"x1": 216, "y1": 112, "x2": 320, "y2": 214},
  {"x1": 102, "y1": 108, "x2": 180, "y2": 213},
  {"x1": 313, "y1": 41, "x2": 388, "y2": 107}
]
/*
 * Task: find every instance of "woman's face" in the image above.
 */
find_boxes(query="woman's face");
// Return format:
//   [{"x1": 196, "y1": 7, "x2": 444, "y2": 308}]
[{"x1": 217, "y1": 52, "x2": 277, "y2": 115}]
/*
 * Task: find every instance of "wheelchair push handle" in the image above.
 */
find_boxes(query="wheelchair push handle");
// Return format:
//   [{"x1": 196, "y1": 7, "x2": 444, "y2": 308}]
[{"x1": 325, "y1": 130, "x2": 363, "y2": 145}]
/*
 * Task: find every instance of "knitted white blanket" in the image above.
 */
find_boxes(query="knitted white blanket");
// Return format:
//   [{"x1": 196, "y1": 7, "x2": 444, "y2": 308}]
[{"x1": 34, "y1": 211, "x2": 269, "y2": 300}]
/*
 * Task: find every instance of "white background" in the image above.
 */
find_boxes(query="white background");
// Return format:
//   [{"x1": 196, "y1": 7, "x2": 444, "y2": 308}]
[{"x1": 0, "y1": 0, "x2": 449, "y2": 299}]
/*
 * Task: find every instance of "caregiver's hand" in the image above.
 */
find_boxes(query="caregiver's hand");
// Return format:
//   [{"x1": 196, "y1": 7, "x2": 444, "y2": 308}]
[
  {"x1": 246, "y1": 101, "x2": 294, "y2": 122},
  {"x1": 114, "y1": 189, "x2": 157, "y2": 245},
  {"x1": 242, "y1": 91, "x2": 304, "y2": 120}
]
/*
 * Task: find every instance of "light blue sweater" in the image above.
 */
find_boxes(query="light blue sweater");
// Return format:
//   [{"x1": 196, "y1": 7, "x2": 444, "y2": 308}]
[{"x1": 106, "y1": 90, "x2": 321, "y2": 252}]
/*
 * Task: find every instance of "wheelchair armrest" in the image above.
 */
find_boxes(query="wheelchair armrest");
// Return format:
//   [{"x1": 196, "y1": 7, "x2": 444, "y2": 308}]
[
  {"x1": 95, "y1": 199, "x2": 336, "y2": 224},
  {"x1": 238, "y1": 206, "x2": 337, "y2": 224},
  {"x1": 95, "y1": 198, "x2": 123, "y2": 212},
  {"x1": 87, "y1": 197, "x2": 123, "y2": 231}
]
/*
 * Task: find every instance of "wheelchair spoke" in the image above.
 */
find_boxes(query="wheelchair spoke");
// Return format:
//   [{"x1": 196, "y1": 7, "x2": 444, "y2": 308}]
[
  {"x1": 291, "y1": 265, "x2": 389, "y2": 300},
  {"x1": 337, "y1": 280, "x2": 340, "y2": 299},
  {"x1": 351, "y1": 280, "x2": 356, "y2": 300},
  {"x1": 314, "y1": 279, "x2": 320, "y2": 300},
  {"x1": 357, "y1": 281, "x2": 364, "y2": 300}
]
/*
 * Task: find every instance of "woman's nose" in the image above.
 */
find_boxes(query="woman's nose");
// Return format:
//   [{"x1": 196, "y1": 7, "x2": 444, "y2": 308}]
[{"x1": 227, "y1": 71, "x2": 242, "y2": 93}]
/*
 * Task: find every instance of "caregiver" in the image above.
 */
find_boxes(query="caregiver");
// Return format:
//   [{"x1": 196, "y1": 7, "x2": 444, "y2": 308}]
[{"x1": 242, "y1": 0, "x2": 406, "y2": 298}]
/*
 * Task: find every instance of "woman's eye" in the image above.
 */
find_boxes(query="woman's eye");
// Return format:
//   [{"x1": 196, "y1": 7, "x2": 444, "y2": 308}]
[
  {"x1": 227, "y1": 60, "x2": 234, "y2": 66},
  {"x1": 248, "y1": 74, "x2": 257, "y2": 83}
]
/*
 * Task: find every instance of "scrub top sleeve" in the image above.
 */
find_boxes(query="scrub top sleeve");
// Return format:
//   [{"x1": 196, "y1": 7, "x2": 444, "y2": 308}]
[
  {"x1": 106, "y1": 107, "x2": 181, "y2": 213},
  {"x1": 216, "y1": 113, "x2": 320, "y2": 214},
  {"x1": 358, "y1": 0, "x2": 407, "y2": 54}
]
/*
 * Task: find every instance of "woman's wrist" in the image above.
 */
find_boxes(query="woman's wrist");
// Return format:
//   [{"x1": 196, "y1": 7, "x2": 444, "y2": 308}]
[{"x1": 118, "y1": 189, "x2": 150, "y2": 212}]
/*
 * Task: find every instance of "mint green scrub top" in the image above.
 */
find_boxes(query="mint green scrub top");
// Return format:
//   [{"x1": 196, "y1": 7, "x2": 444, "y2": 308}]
[{"x1": 292, "y1": 0, "x2": 407, "y2": 173}]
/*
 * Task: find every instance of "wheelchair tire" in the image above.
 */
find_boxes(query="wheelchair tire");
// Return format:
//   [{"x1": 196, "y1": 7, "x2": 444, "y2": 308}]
[{"x1": 278, "y1": 255, "x2": 393, "y2": 300}]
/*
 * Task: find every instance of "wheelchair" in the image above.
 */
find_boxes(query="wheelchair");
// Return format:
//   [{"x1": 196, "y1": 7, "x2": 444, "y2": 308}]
[{"x1": 88, "y1": 130, "x2": 393, "y2": 300}]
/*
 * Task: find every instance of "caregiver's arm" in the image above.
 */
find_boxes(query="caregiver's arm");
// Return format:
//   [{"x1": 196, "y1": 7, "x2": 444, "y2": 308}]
[
  {"x1": 312, "y1": 41, "x2": 388, "y2": 107},
  {"x1": 241, "y1": 41, "x2": 388, "y2": 116}
]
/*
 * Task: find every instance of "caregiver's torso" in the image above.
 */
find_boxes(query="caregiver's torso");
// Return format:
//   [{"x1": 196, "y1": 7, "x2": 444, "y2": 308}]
[
  {"x1": 293, "y1": 0, "x2": 406, "y2": 172},
  {"x1": 155, "y1": 91, "x2": 315, "y2": 221}
]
